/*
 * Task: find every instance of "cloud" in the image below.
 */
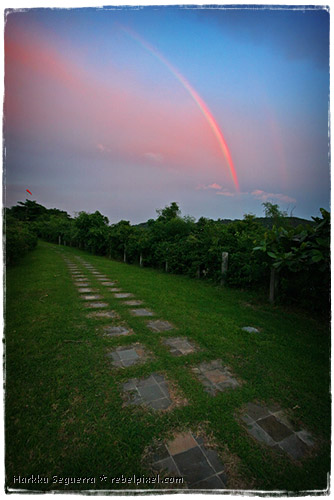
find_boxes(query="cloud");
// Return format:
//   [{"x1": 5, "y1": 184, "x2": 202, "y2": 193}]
[
  {"x1": 196, "y1": 183, "x2": 222, "y2": 190},
  {"x1": 216, "y1": 190, "x2": 235, "y2": 197},
  {"x1": 144, "y1": 152, "x2": 163, "y2": 163},
  {"x1": 97, "y1": 143, "x2": 111, "y2": 153},
  {"x1": 251, "y1": 190, "x2": 296, "y2": 204}
]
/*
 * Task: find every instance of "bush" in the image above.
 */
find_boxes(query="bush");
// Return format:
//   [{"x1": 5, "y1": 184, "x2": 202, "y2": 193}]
[{"x1": 5, "y1": 214, "x2": 38, "y2": 264}]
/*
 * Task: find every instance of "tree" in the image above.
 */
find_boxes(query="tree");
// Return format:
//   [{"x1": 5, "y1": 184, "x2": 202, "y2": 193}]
[{"x1": 156, "y1": 202, "x2": 181, "y2": 222}]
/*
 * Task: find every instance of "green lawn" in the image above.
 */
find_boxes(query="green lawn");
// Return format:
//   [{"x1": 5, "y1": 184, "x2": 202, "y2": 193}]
[{"x1": 5, "y1": 241, "x2": 330, "y2": 492}]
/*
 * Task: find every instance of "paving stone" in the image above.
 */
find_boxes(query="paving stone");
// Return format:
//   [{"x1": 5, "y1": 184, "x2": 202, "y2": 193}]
[
  {"x1": 191, "y1": 475, "x2": 226, "y2": 489},
  {"x1": 151, "y1": 432, "x2": 227, "y2": 490},
  {"x1": 152, "y1": 443, "x2": 169, "y2": 462},
  {"x1": 74, "y1": 278, "x2": 89, "y2": 282},
  {"x1": 242, "y1": 326, "x2": 260, "y2": 333},
  {"x1": 103, "y1": 325, "x2": 132, "y2": 337},
  {"x1": 82, "y1": 294, "x2": 103, "y2": 300},
  {"x1": 110, "y1": 288, "x2": 122, "y2": 292},
  {"x1": 85, "y1": 302, "x2": 108, "y2": 308},
  {"x1": 296, "y1": 430, "x2": 315, "y2": 447},
  {"x1": 87, "y1": 310, "x2": 118, "y2": 318},
  {"x1": 257, "y1": 415, "x2": 293, "y2": 442},
  {"x1": 130, "y1": 308, "x2": 154, "y2": 317},
  {"x1": 101, "y1": 282, "x2": 117, "y2": 286},
  {"x1": 201, "y1": 448, "x2": 225, "y2": 473},
  {"x1": 163, "y1": 337, "x2": 197, "y2": 356},
  {"x1": 192, "y1": 360, "x2": 239, "y2": 395},
  {"x1": 78, "y1": 288, "x2": 96, "y2": 293},
  {"x1": 147, "y1": 320, "x2": 174, "y2": 332},
  {"x1": 167, "y1": 432, "x2": 197, "y2": 455},
  {"x1": 245, "y1": 402, "x2": 270, "y2": 421},
  {"x1": 123, "y1": 373, "x2": 172, "y2": 410},
  {"x1": 150, "y1": 398, "x2": 172, "y2": 410},
  {"x1": 278, "y1": 433, "x2": 309, "y2": 460},
  {"x1": 114, "y1": 293, "x2": 134, "y2": 299},
  {"x1": 173, "y1": 448, "x2": 215, "y2": 485},
  {"x1": 123, "y1": 300, "x2": 144, "y2": 306},
  {"x1": 246, "y1": 422, "x2": 276, "y2": 446},
  {"x1": 118, "y1": 348, "x2": 139, "y2": 361},
  {"x1": 154, "y1": 457, "x2": 180, "y2": 476}
]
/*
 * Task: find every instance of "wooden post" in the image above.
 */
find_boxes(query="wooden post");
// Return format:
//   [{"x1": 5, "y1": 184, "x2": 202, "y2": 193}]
[
  {"x1": 165, "y1": 261, "x2": 168, "y2": 273},
  {"x1": 269, "y1": 267, "x2": 278, "y2": 303},
  {"x1": 123, "y1": 249, "x2": 127, "y2": 263},
  {"x1": 140, "y1": 253, "x2": 143, "y2": 267},
  {"x1": 58, "y1": 235, "x2": 61, "y2": 245},
  {"x1": 196, "y1": 266, "x2": 201, "y2": 279},
  {"x1": 221, "y1": 252, "x2": 228, "y2": 285}
]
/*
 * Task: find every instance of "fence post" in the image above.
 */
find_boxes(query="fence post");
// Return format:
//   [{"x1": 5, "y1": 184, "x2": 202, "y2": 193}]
[
  {"x1": 58, "y1": 235, "x2": 61, "y2": 245},
  {"x1": 196, "y1": 265, "x2": 201, "y2": 279},
  {"x1": 221, "y1": 252, "x2": 228, "y2": 285},
  {"x1": 123, "y1": 249, "x2": 127, "y2": 263},
  {"x1": 140, "y1": 253, "x2": 143, "y2": 267},
  {"x1": 269, "y1": 267, "x2": 278, "y2": 303},
  {"x1": 165, "y1": 261, "x2": 168, "y2": 273}
]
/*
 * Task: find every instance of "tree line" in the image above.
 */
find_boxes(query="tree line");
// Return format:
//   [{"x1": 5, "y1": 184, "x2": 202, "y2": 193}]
[{"x1": 5, "y1": 199, "x2": 329, "y2": 314}]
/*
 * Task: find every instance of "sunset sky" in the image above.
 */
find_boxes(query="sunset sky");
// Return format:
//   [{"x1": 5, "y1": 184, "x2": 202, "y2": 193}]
[{"x1": 4, "y1": 5, "x2": 330, "y2": 223}]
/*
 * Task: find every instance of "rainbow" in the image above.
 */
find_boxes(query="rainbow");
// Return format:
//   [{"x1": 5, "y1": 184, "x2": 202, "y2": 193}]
[{"x1": 120, "y1": 25, "x2": 239, "y2": 192}]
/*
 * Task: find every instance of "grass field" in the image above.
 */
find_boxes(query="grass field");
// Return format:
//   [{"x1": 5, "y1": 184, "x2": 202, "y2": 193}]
[{"x1": 5, "y1": 241, "x2": 330, "y2": 492}]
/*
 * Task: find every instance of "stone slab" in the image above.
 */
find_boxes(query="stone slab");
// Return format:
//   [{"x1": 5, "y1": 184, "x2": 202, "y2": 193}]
[
  {"x1": 103, "y1": 325, "x2": 132, "y2": 337},
  {"x1": 84, "y1": 302, "x2": 108, "y2": 308},
  {"x1": 78, "y1": 288, "x2": 96, "y2": 293},
  {"x1": 123, "y1": 300, "x2": 144, "y2": 306},
  {"x1": 242, "y1": 326, "x2": 260, "y2": 333},
  {"x1": 192, "y1": 360, "x2": 239, "y2": 395},
  {"x1": 123, "y1": 373, "x2": 172, "y2": 410},
  {"x1": 163, "y1": 337, "x2": 197, "y2": 356},
  {"x1": 82, "y1": 294, "x2": 103, "y2": 300},
  {"x1": 167, "y1": 432, "x2": 197, "y2": 455},
  {"x1": 147, "y1": 320, "x2": 174, "y2": 332},
  {"x1": 101, "y1": 282, "x2": 117, "y2": 286},
  {"x1": 87, "y1": 310, "x2": 118, "y2": 318},
  {"x1": 130, "y1": 308, "x2": 154, "y2": 317},
  {"x1": 257, "y1": 415, "x2": 293, "y2": 442}
]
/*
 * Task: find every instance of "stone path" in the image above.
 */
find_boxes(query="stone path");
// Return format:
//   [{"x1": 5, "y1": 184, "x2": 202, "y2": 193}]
[
  {"x1": 163, "y1": 337, "x2": 197, "y2": 356},
  {"x1": 59, "y1": 253, "x2": 317, "y2": 490},
  {"x1": 192, "y1": 360, "x2": 240, "y2": 396},
  {"x1": 151, "y1": 432, "x2": 227, "y2": 489},
  {"x1": 123, "y1": 373, "x2": 172, "y2": 410},
  {"x1": 107, "y1": 343, "x2": 149, "y2": 368},
  {"x1": 241, "y1": 402, "x2": 314, "y2": 460}
]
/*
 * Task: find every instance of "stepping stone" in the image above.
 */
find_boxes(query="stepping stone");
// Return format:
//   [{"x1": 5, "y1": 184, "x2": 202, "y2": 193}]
[
  {"x1": 74, "y1": 282, "x2": 90, "y2": 287},
  {"x1": 102, "y1": 325, "x2": 133, "y2": 337},
  {"x1": 147, "y1": 320, "x2": 174, "y2": 332},
  {"x1": 107, "y1": 344, "x2": 148, "y2": 367},
  {"x1": 96, "y1": 276, "x2": 109, "y2": 280},
  {"x1": 101, "y1": 282, "x2": 117, "y2": 286},
  {"x1": 82, "y1": 294, "x2": 103, "y2": 300},
  {"x1": 130, "y1": 308, "x2": 154, "y2": 317},
  {"x1": 74, "y1": 278, "x2": 89, "y2": 282},
  {"x1": 84, "y1": 302, "x2": 108, "y2": 308},
  {"x1": 242, "y1": 326, "x2": 260, "y2": 333},
  {"x1": 241, "y1": 402, "x2": 315, "y2": 460},
  {"x1": 109, "y1": 288, "x2": 122, "y2": 292},
  {"x1": 87, "y1": 310, "x2": 118, "y2": 319},
  {"x1": 123, "y1": 300, "x2": 144, "y2": 306},
  {"x1": 163, "y1": 337, "x2": 197, "y2": 356},
  {"x1": 114, "y1": 293, "x2": 134, "y2": 299},
  {"x1": 151, "y1": 432, "x2": 227, "y2": 489},
  {"x1": 192, "y1": 360, "x2": 239, "y2": 396},
  {"x1": 78, "y1": 288, "x2": 96, "y2": 293},
  {"x1": 123, "y1": 373, "x2": 172, "y2": 410}
]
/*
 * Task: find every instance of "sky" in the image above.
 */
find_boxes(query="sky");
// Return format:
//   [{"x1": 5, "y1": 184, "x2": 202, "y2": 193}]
[{"x1": 4, "y1": 4, "x2": 330, "y2": 223}]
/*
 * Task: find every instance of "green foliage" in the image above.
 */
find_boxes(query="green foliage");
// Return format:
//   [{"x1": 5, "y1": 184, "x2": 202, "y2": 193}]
[
  {"x1": 5, "y1": 213, "x2": 38, "y2": 264},
  {"x1": 254, "y1": 208, "x2": 330, "y2": 312}
]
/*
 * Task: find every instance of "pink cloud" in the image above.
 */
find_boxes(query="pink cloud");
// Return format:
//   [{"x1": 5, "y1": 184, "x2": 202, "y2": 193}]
[{"x1": 251, "y1": 190, "x2": 296, "y2": 204}]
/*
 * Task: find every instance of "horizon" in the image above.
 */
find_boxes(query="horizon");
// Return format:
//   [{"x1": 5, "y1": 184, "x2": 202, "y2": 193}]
[{"x1": 4, "y1": 6, "x2": 330, "y2": 224}]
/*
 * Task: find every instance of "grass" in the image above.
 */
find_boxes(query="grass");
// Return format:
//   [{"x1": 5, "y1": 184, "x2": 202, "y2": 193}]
[{"x1": 5, "y1": 241, "x2": 330, "y2": 492}]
